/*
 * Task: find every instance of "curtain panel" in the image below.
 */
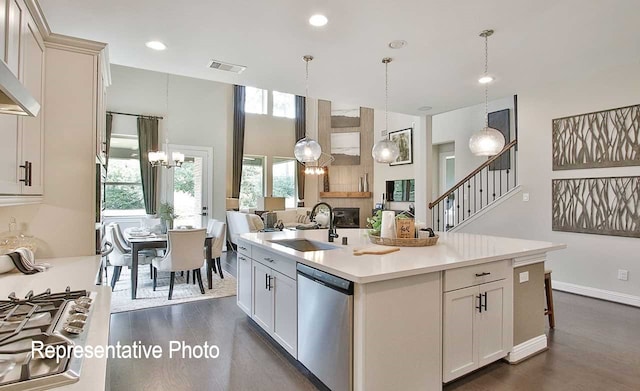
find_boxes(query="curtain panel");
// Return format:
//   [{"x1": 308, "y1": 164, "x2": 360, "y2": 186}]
[
  {"x1": 231, "y1": 85, "x2": 246, "y2": 199},
  {"x1": 295, "y1": 95, "x2": 306, "y2": 204},
  {"x1": 137, "y1": 117, "x2": 159, "y2": 215},
  {"x1": 105, "y1": 113, "x2": 113, "y2": 170}
]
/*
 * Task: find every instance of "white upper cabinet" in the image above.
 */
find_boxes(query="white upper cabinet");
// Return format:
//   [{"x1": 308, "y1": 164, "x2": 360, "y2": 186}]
[
  {"x1": 19, "y1": 13, "x2": 44, "y2": 195},
  {"x1": 5, "y1": 0, "x2": 24, "y2": 77}
]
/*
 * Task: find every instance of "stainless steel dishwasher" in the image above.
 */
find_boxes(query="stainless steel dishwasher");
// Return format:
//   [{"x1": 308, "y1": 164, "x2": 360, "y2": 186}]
[{"x1": 297, "y1": 263, "x2": 354, "y2": 391}]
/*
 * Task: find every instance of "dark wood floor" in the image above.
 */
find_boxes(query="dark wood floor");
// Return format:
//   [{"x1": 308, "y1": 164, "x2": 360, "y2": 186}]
[{"x1": 109, "y1": 252, "x2": 640, "y2": 391}]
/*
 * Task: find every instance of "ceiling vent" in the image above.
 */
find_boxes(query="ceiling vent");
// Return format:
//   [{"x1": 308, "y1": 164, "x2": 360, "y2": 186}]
[{"x1": 208, "y1": 59, "x2": 246, "y2": 74}]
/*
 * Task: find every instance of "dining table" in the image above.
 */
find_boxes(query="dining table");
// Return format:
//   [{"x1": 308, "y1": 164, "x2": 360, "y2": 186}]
[{"x1": 126, "y1": 233, "x2": 221, "y2": 299}]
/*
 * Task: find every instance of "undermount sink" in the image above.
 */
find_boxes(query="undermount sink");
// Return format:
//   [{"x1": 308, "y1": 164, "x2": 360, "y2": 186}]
[{"x1": 269, "y1": 239, "x2": 339, "y2": 252}]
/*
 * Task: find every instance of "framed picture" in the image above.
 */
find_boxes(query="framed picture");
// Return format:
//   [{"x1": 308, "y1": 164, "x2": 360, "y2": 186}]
[
  {"x1": 331, "y1": 132, "x2": 361, "y2": 165},
  {"x1": 389, "y1": 128, "x2": 413, "y2": 166}
]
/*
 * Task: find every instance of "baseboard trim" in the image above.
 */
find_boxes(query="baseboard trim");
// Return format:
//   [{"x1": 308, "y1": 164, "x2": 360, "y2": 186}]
[
  {"x1": 506, "y1": 334, "x2": 547, "y2": 364},
  {"x1": 553, "y1": 280, "x2": 640, "y2": 308}
]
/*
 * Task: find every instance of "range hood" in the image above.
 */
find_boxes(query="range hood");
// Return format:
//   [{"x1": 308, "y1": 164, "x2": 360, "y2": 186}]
[{"x1": 0, "y1": 59, "x2": 40, "y2": 116}]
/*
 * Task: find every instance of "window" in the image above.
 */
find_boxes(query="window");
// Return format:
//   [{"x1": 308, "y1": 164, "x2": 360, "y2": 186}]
[
  {"x1": 272, "y1": 91, "x2": 296, "y2": 119},
  {"x1": 240, "y1": 155, "x2": 265, "y2": 209},
  {"x1": 105, "y1": 158, "x2": 145, "y2": 214},
  {"x1": 272, "y1": 157, "x2": 297, "y2": 208},
  {"x1": 245, "y1": 86, "x2": 268, "y2": 115}
]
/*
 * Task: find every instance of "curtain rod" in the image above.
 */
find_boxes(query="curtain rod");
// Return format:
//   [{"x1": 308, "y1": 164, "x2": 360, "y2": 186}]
[{"x1": 107, "y1": 111, "x2": 164, "y2": 120}]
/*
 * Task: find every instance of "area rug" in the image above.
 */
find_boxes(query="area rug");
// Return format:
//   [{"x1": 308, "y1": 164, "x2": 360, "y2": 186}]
[{"x1": 109, "y1": 265, "x2": 236, "y2": 313}]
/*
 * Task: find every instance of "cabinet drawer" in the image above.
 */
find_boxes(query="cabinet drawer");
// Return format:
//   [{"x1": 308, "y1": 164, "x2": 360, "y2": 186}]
[
  {"x1": 253, "y1": 246, "x2": 296, "y2": 280},
  {"x1": 444, "y1": 260, "x2": 510, "y2": 292},
  {"x1": 237, "y1": 240, "x2": 252, "y2": 259}
]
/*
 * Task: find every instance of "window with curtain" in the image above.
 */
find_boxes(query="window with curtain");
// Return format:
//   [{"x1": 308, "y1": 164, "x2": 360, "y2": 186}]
[
  {"x1": 272, "y1": 157, "x2": 296, "y2": 208},
  {"x1": 240, "y1": 155, "x2": 266, "y2": 209},
  {"x1": 245, "y1": 86, "x2": 268, "y2": 115},
  {"x1": 272, "y1": 91, "x2": 296, "y2": 118}
]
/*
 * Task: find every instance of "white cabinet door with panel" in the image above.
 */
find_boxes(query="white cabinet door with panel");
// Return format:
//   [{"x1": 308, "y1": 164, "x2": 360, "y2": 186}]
[
  {"x1": 272, "y1": 270, "x2": 297, "y2": 356},
  {"x1": 0, "y1": 115, "x2": 21, "y2": 194},
  {"x1": 443, "y1": 285, "x2": 479, "y2": 382},
  {"x1": 477, "y1": 280, "x2": 510, "y2": 367},
  {"x1": 6, "y1": 0, "x2": 25, "y2": 78},
  {"x1": 19, "y1": 14, "x2": 44, "y2": 195},
  {"x1": 237, "y1": 254, "x2": 252, "y2": 316},
  {"x1": 252, "y1": 260, "x2": 273, "y2": 331}
]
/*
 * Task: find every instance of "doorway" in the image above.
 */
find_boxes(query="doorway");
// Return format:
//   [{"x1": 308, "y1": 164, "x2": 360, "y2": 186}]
[{"x1": 165, "y1": 145, "x2": 213, "y2": 229}]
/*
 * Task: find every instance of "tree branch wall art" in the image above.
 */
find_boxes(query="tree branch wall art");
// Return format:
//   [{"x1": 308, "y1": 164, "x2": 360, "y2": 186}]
[
  {"x1": 552, "y1": 176, "x2": 640, "y2": 238},
  {"x1": 552, "y1": 104, "x2": 640, "y2": 170}
]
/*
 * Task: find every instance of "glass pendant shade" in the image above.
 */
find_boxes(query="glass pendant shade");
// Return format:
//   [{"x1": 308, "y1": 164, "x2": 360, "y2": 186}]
[
  {"x1": 372, "y1": 138, "x2": 400, "y2": 163},
  {"x1": 469, "y1": 127, "x2": 505, "y2": 156},
  {"x1": 294, "y1": 137, "x2": 322, "y2": 163}
]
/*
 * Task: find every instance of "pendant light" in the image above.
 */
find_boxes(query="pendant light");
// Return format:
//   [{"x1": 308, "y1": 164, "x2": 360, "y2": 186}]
[
  {"x1": 294, "y1": 55, "x2": 322, "y2": 163},
  {"x1": 469, "y1": 29, "x2": 505, "y2": 156},
  {"x1": 372, "y1": 57, "x2": 400, "y2": 164}
]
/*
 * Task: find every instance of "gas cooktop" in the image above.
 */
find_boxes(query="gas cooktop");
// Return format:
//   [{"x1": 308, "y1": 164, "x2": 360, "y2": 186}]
[{"x1": 0, "y1": 287, "x2": 97, "y2": 391}]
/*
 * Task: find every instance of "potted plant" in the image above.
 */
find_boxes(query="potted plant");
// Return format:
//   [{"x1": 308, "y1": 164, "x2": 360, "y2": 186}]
[{"x1": 158, "y1": 202, "x2": 177, "y2": 233}]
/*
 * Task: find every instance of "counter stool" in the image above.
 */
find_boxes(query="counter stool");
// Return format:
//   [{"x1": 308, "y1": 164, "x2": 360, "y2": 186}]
[{"x1": 544, "y1": 270, "x2": 555, "y2": 328}]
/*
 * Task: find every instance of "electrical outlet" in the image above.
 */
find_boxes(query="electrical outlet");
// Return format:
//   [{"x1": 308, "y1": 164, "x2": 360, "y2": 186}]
[
  {"x1": 519, "y1": 271, "x2": 529, "y2": 283},
  {"x1": 618, "y1": 269, "x2": 629, "y2": 281},
  {"x1": 522, "y1": 193, "x2": 530, "y2": 202}
]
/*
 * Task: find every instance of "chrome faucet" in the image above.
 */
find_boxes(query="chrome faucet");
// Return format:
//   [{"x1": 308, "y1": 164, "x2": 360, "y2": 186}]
[{"x1": 310, "y1": 202, "x2": 339, "y2": 242}]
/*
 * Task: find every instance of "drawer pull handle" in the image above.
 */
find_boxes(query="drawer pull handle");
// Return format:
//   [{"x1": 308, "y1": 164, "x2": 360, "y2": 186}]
[
  {"x1": 239, "y1": 246, "x2": 247, "y2": 251},
  {"x1": 475, "y1": 272, "x2": 491, "y2": 277},
  {"x1": 239, "y1": 256, "x2": 246, "y2": 261},
  {"x1": 264, "y1": 257, "x2": 275, "y2": 263}
]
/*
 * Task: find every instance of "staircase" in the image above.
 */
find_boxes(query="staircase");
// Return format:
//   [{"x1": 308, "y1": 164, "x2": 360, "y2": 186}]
[{"x1": 429, "y1": 140, "x2": 518, "y2": 231}]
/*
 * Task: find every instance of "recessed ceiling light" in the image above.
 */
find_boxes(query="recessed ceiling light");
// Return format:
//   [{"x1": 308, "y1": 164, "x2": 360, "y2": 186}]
[
  {"x1": 309, "y1": 14, "x2": 328, "y2": 27},
  {"x1": 145, "y1": 41, "x2": 167, "y2": 51},
  {"x1": 388, "y1": 40, "x2": 408, "y2": 49},
  {"x1": 478, "y1": 75, "x2": 494, "y2": 84},
  {"x1": 418, "y1": 106, "x2": 432, "y2": 112}
]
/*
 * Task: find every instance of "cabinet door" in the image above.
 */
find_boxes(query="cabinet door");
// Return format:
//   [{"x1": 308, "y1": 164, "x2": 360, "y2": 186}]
[
  {"x1": 443, "y1": 285, "x2": 479, "y2": 382},
  {"x1": 236, "y1": 255, "x2": 252, "y2": 315},
  {"x1": 477, "y1": 280, "x2": 509, "y2": 366},
  {"x1": 272, "y1": 270, "x2": 297, "y2": 357},
  {"x1": 0, "y1": 115, "x2": 21, "y2": 194},
  {"x1": 0, "y1": 0, "x2": 6, "y2": 62},
  {"x1": 252, "y1": 260, "x2": 273, "y2": 331},
  {"x1": 19, "y1": 16, "x2": 44, "y2": 195},
  {"x1": 6, "y1": 0, "x2": 24, "y2": 77}
]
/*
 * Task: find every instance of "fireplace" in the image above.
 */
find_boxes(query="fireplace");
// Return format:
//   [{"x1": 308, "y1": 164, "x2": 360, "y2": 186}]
[{"x1": 334, "y1": 207, "x2": 360, "y2": 228}]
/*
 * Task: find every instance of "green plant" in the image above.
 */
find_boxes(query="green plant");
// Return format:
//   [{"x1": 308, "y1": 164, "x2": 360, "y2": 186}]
[
  {"x1": 367, "y1": 210, "x2": 383, "y2": 235},
  {"x1": 158, "y1": 202, "x2": 178, "y2": 222}
]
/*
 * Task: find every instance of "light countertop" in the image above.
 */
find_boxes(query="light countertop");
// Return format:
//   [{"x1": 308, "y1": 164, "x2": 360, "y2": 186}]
[
  {"x1": 0, "y1": 255, "x2": 111, "y2": 391},
  {"x1": 240, "y1": 229, "x2": 566, "y2": 283}
]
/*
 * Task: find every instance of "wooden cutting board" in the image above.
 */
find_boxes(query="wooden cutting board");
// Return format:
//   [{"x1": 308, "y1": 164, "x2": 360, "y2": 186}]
[{"x1": 353, "y1": 246, "x2": 401, "y2": 256}]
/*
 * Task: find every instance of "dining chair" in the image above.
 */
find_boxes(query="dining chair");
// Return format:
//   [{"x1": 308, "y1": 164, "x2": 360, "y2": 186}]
[
  {"x1": 106, "y1": 224, "x2": 152, "y2": 290},
  {"x1": 210, "y1": 222, "x2": 226, "y2": 279},
  {"x1": 152, "y1": 228, "x2": 207, "y2": 300},
  {"x1": 108, "y1": 222, "x2": 158, "y2": 275}
]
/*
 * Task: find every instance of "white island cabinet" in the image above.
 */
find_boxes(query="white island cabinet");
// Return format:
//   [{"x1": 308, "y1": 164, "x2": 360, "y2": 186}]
[
  {"x1": 442, "y1": 260, "x2": 513, "y2": 382},
  {"x1": 237, "y1": 238, "x2": 297, "y2": 357},
  {"x1": 238, "y1": 229, "x2": 565, "y2": 391}
]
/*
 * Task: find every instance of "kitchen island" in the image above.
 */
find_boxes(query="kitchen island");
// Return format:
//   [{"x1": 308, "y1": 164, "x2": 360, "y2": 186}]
[
  {"x1": 0, "y1": 255, "x2": 111, "y2": 391},
  {"x1": 238, "y1": 229, "x2": 565, "y2": 391}
]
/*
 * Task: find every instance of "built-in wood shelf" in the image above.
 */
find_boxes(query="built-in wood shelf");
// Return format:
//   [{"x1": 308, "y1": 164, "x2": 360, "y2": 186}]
[{"x1": 319, "y1": 192, "x2": 372, "y2": 199}]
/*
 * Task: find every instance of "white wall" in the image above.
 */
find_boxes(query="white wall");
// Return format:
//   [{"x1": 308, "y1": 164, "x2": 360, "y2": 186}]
[
  {"x1": 372, "y1": 110, "x2": 426, "y2": 220},
  {"x1": 458, "y1": 62, "x2": 640, "y2": 298},
  {"x1": 432, "y1": 96, "x2": 515, "y2": 198},
  {"x1": 107, "y1": 65, "x2": 232, "y2": 222}
]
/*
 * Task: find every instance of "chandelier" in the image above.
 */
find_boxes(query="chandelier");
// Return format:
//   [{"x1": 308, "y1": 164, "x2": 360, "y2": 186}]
[{"x1": 149, "y1": 75, "x2": 185, "y2": 168}]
